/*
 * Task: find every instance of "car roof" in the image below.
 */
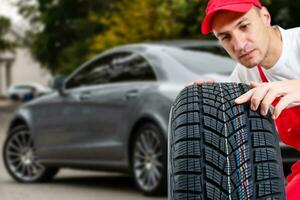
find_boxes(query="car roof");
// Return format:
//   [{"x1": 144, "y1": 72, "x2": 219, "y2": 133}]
[
  {"x1": 65, "y1": 40, "x2": 234, "y2": 84},
  {"x1": 105, "y1": 40, "x2": 221, "y2": 52}
]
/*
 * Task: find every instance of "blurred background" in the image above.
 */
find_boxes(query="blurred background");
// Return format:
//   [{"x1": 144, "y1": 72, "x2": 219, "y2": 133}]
[
  {"x1": 0, "y1": 0, "x2": 299, "y2": 199},
  {"x1": 0, "y1": 0, "x2": 299, "y2": 99}
]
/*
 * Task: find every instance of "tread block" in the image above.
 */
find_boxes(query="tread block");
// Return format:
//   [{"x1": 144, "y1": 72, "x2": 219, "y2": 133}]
[
  {"x1": 173, "y1": 174, "x2": 202, "y2": 193},
  {"x1": 256, "y1": 163, "x2": 280, "y2": 181},
  {"x1": 206, "y1": 182, "x2": 228, "y2": 199},
  {"x1": 254, "y1": 147, "x2": 278, "y2": 163},
  {"x1": 252, "y1": 132, "x2": 276, "y2": 147},
  {"x1": 174, "y1": 112, "x2": 200, "y2": 129},
  {"x1": 172, "y1": 158, "x2": 202, "y2": 174},
  {"x1": 173, "y1": 140, "x2": 201, "y2": 158},
  {"x1": 173, "y1": 125, "x2": 201, "y2": 142},
  {"x1": 257, "y1": 179, "x2": 281, "y2": 197}
]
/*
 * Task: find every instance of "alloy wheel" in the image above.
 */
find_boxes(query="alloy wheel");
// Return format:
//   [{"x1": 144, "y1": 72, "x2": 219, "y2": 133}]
[
  {"x1": 133, "y1": 126, "x2": 165, "y2": 194},
  {"x1": 4, "y1": 128, "x2": 46, "y2": 182}
]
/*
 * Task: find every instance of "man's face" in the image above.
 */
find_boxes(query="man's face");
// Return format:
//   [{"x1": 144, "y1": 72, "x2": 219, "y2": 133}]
[{"x1": 212, "y1": 7, "x2": 270, "y2": 68}]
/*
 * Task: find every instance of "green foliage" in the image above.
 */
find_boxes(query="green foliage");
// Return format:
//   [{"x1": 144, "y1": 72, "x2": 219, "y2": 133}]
[
  {"x1": 16, "y1": 0, "x2": 299, "y2": 75},
  {"x1": 266, "y1": 0, "x2": 300, "y2": 28},
  {"x1": 16, "y1": 0, "x2": 115, "y2": 74},
  {"x1": 0, "y1": 16, "x2": 15, "y2": 52},
  {"x1": 89, "y1": 0, "x2": 208, "y2": 56},
  {"x1": 89, "y1": 0, "x2": 275, "y2": 55}
]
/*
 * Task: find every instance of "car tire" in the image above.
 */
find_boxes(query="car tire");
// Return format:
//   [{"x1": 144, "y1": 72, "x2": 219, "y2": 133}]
[
  {"x1": 3, "y1": 125, "x2": 59, "y2": 183},
  {"x1": 132, "y1": 123, "x2": 167, "y2": 196},
  {"x1": 168, "y1": 83, "x2": 286, "y2": 199},
  {"x1": 10, "y1": 94, "x2": 20, "y2": 101}
]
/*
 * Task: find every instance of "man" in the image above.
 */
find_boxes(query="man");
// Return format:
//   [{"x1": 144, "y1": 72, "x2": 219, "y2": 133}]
[{"x1": 197, "y1": 0, "x2": 300, "y2": 199}]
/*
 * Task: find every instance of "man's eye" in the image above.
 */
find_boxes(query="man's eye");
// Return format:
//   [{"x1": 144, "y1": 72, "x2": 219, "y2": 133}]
[
  {"x1": 241, "y1": 24, "x2": 249, "y2": 29},
  {"x1": 221, "y1": 36, "x2": 230, "y2": 41}
]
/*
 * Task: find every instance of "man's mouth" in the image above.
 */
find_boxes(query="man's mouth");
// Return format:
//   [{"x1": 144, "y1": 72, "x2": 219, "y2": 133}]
[{"x1": 239, "y1": 49, "x2": 256, "y2": 59}]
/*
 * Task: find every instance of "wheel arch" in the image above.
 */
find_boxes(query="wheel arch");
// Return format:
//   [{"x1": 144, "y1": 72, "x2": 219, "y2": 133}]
[
  {"x1": 8, "y1": 115, "x2": 31, "y2": 136},
  {"x1": 127, "y1": 114, "x2": 167, "y2": 170}
]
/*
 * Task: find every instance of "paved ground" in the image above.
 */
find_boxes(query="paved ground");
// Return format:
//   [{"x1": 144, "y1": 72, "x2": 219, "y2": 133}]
[{"x1": 0, "y1": 100, "x2": 166, "y2": 200}]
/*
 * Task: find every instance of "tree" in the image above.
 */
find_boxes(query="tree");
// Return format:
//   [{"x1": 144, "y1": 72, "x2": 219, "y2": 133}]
[
  {"x1": 89, "y1": 0, "x2": 273, "y2": 57},
  {"x1": 266, "y1": 0, "x2": 300, "y2": 28},
  {"x1": 89, "y1": 0, "x2": 206, "y2": 56},
  {"x1": 15, "y1": 0, "x2": 116, "y2": 74},
  {"x1": 15, "y1": 0, "x2": 281, "y2": 74},
  {"x1": 0, "y1": 16, "x2": 15, "y2": 52}
]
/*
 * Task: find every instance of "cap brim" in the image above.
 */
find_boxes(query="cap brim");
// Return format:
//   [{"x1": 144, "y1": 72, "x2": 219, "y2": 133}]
[{"x1": 201, "y1": 4, "x2": 253, "y2": 35}]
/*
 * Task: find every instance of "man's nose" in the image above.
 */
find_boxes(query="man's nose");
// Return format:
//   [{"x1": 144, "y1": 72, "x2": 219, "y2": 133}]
[{"x1": 232, "y1": 34, "x2": 246, "y2": 52}]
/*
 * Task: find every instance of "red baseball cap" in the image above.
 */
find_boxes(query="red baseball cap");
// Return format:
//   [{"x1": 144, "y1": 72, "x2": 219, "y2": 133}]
[{"x1": 201, "y1": 0, "x2": 262, "y2": 34}]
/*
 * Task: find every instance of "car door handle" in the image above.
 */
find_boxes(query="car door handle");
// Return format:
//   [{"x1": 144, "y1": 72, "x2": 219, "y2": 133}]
[
  {"x1": 125, "y1": 90, "x2": 139, "y2": 100},
  {"x1": 79, "y1": 92, "x2": 92, "y2": 101}
]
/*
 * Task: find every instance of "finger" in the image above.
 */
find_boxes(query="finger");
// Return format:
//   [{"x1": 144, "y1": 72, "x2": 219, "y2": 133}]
[
  {"x1": 250, "y1": 85, "x2": 269, "y2": 110},
  {"x1": 186, "y1": 79, "x2": 216, "y2": 87},
  {"x1": 250, "y1": 81, "x2": 261, "y2": 88},
  {"x1": 186, "y1": 80, "x2": 203, "y2": 86},
  {"x1": 260, "y1": 88, "x2": 277, "y2": 115},
  {"x1": 273, "y1": 95, "x2": 293, "y2": 119},
  {"x1": 206, "y1": 79, "x2": 215, "y2": 84},
  {"x1": 235, "y1": 88, "x2": 255, "y2": 104},
  {"x1": 193, "y1": 80, "x2": 205, "y2": 85}
]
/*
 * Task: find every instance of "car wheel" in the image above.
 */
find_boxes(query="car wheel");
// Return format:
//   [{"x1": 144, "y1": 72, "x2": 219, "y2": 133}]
[
  {"x1": 3, "y1": 125, "x2": 59, "y2": 183},
  {"x1": 168, "y1": 83, "x2": 286, "y2": 199},
  {"x1": 10, "y1": 94, "x2": 20, "y2": 101},
  {"x1": 132, "y1": 123, "x2": 167, "y2": 195}
]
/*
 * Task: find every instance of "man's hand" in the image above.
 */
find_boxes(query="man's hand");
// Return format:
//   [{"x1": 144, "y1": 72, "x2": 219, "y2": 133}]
[
  {"x1": 234, "y1": 80, "x2": 300, "y2": 119},
  {"x1": 186, "y1": 79, "x2": 214, "y2": 86}
]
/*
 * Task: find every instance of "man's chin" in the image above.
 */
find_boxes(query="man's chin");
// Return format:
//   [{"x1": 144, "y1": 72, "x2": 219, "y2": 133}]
[
  {"x1": 243, "y1": 64, "x2": 258, "y2": 69},
  {"x1": 239, "y1": 60, "x2": 259, "y2": 68}
]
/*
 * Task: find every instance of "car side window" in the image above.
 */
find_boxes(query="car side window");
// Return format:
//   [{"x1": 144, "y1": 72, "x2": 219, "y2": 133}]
[
  {"x1": 65, "y1": 55, "x2": 113, "y2": 89},
  {"x1": 65, "y1": 52, "x2": 156, "y2": 89},
  {"x1": 110, "y1": 53, "x2": 156, "y2": 83},
  {"x1": 185, "y1": 46, "x2": 230, "y2": 57}
]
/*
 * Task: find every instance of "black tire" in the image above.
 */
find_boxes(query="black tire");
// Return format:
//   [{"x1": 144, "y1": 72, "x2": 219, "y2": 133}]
[
  {"x1": 10, "y1": 94, "x2": 20, "y2": 102},
  {"x1": 168, "y1": 83, "x2": 286, "y2": 199},
  {"x1": 3, "y1": 125, "x2": 59, "y2": 183},
  {"x1": 132, "y1": 123, "x2": 167, "y2": 196}
]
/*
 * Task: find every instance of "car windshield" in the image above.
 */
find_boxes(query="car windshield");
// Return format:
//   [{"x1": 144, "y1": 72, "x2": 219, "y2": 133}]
[{"x1": 164, "y1": 47, "x2": 236, "y2": 75}]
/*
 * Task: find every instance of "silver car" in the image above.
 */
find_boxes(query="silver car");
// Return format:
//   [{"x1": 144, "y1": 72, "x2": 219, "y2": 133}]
[{"x1": 5, "y1": 41, "x2": 295, "y2": 195}]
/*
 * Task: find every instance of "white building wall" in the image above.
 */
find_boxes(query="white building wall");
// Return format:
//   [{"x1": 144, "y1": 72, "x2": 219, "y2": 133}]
[
  {"x1": 10, "y1": 48, "x2": 52, "y2": 87},
  {"x1": 0, "y1": 64, "x2": 5, "y2": 95}
]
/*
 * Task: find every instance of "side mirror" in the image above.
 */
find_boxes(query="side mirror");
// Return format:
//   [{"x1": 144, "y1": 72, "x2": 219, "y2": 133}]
[{"x1": 52, "y1": 75, "x2": 66, "y2": 95}]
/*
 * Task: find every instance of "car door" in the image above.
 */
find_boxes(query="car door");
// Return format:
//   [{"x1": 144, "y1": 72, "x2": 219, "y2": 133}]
[
  {"x1": 35, "y1": 51, "x2": 157, "y2": 163},
  {"x1": 34, "y1": 54, "x2": 114, "y2": 160},
  {"x1": 86, "y1": 52, "x2": 158, "y2": 162},
  {"x1": 65, "y1": 52, "x2": 158, "y2": 162}
]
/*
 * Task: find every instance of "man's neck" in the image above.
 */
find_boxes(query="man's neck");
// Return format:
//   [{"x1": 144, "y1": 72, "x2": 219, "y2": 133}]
[{"x1": 260, "y1": 26, "x2": 283, "y2": 69}]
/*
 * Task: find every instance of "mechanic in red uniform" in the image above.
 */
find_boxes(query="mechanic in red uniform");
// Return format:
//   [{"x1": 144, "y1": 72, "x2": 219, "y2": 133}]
[{"x1": 197, "y1": 0, "x2": 300, "y2": 199}]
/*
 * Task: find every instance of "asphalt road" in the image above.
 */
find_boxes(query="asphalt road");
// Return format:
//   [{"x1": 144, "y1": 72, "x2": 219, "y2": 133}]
[{"x1": 0, "y1": 101, "x2": 166, "y2": 200}]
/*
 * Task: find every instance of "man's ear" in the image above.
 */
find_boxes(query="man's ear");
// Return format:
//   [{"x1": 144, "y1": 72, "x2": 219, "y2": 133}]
[{"x1": 260, "y1": 7, "x2": 271, "y2": 26}]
